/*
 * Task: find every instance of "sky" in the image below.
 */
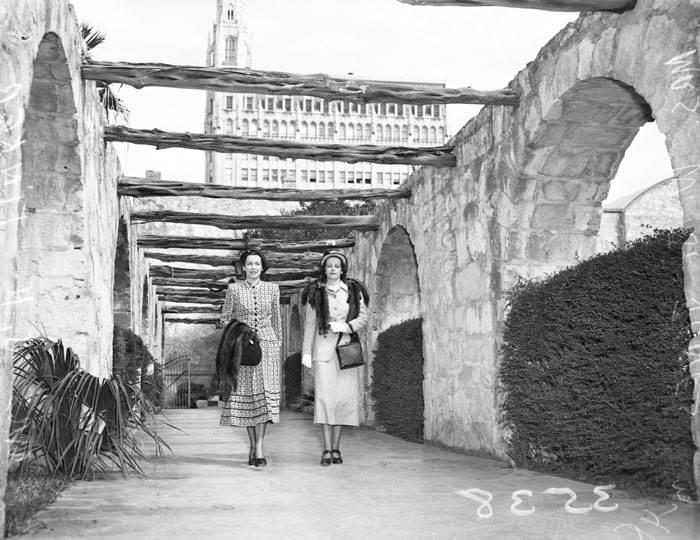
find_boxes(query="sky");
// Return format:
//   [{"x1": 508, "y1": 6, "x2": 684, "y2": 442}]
[{"x1": 69, "y1": 0, "x2": 673, "y2": 202}]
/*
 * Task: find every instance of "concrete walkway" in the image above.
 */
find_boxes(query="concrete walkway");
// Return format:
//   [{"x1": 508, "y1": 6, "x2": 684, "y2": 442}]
[{"x1": 25, "y1": 409, "x2": 699, "y2": 539}]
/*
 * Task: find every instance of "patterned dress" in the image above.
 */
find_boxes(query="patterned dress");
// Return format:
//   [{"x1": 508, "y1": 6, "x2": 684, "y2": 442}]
[{"x1": 219, "y1": 280, "x2": 281, "y2": 426}]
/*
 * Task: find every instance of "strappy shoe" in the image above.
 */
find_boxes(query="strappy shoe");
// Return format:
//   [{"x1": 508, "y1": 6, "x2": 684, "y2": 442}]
[
  {"x1": 331, "y1": 449, "x2": 343, "y2": 465},
  {"x1": 320, "y1": 450, "x2": 332, "y2": 466}
]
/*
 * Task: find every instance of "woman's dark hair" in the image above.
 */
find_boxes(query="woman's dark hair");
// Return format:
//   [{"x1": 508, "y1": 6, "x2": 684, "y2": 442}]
[
  {"x1": 238, "y1": 249, "x2": 269, "y2": 273},
  {"x1": 318, "y1": 252, "x2": 347, "y2": 282}
]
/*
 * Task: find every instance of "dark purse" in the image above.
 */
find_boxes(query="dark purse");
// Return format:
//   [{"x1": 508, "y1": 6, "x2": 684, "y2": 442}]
[{"x1": 336, "y1": 331, "x2": 364, "y2": 370}]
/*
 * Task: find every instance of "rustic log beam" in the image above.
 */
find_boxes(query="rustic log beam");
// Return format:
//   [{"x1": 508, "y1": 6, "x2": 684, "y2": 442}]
[
  {"x1": 138, "y1": 235, "x2": 355, "y2": 252},
  {"x1": 396, "y1": 0, "x2": 634, "y2": 11},
  {"x1": 161, "y1": 306, "x2": 222, "y2": 315},
  {"x1": 163, "y1": 317, "x2": 220, "y2": 325},
  {"x1": 83, "y1": 61, "x2": 519, "y2": 106},
  {"x1": 144, "y1": 250, "x2": 321, "y2": 269},
  {"x1": 131, "y1": 210, "x2": 379, "y2": 232},
  {"x1": 149, "y1": 265, "x2": 315, "y2": 282},
  {"x1": 118, "y1": 177, "x2": 411, "y2": 200},
  {"x1": 155, "y1": 287, "x2": 225, "y2": 297},
  {"x1": 151, "y1": 278, "x2": 229, "y2": 290},
  {"x1": 159, "y1": 295, "x2": 225, "y2": 305},
  {"x1": 104, "y1": 126, "x2": 456, "y2": 167}
]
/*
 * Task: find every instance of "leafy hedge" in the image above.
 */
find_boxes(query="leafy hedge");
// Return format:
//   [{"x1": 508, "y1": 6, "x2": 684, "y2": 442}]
[
  {"x1": 500, "y1": 229, "x2": 694, "y2": 497},
  {"x1": 372, "y1": 318, "x2": 424, "y2": 443},
  {"x1": 113, "y1": 326, "x2": 163, "y2": 408}
]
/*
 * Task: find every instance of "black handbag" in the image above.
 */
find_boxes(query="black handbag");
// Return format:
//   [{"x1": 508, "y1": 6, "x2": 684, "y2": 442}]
[{"x1": 336, "y1": 332, "x2": 364, "y2": 370}]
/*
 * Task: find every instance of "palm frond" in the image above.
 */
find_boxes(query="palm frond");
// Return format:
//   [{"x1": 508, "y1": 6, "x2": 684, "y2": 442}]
[{"x1": 80, "y1": 22, "x2": 106, "y2": 52}]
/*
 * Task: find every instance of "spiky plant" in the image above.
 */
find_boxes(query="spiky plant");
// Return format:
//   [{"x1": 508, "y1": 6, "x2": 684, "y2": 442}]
[
  {"x1": 11, "y1": 338, "x2": 169, "y2": 479},
  {"x1": 80, "y1": 22, "x2": 129, "y2": 121}
]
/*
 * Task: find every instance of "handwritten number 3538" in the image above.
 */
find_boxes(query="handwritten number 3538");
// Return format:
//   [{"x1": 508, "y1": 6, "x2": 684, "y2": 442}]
[{"x1": 458, "y1": 485, "x2": 618, "y2": 518}]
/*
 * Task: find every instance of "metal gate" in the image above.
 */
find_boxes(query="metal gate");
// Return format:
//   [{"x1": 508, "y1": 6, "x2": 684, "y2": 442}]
[{"x1": 162, "y1": 354, "x2": 191, "y2": 408}]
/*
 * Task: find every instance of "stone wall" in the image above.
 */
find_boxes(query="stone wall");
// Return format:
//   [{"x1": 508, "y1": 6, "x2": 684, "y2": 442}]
[
  {"x1": 0, "y1": 0, "x2": 120, "y2": 533},
  {"x1": 349, "y1": 0, "x2": 700, "y2": 489}
]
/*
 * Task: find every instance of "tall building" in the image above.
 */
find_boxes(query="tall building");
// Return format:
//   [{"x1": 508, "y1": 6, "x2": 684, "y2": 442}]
[{"x1": 204, "y1": 0, "x2": 448, "y2": 189}]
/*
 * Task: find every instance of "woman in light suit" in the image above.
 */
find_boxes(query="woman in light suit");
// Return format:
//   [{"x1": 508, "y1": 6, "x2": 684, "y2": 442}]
[{"x1": 302, "y1": 251, "x2": 369, "y2": 466}]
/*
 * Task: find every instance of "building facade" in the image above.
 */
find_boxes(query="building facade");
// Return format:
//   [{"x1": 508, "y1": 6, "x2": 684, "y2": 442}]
[{"x1": 204, "y1": 0, "x2": 448, "y2": 188}]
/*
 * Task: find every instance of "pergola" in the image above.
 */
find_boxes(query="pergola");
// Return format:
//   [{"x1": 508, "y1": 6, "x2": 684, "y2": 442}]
[{"x1": 87, "y1": 0, "x2": 635, "y2": 326}]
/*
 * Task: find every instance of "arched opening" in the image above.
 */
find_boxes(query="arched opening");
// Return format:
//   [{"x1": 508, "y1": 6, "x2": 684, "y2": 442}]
[
  {"x1": 113, "y1": 218, "x2": 131, "y2": 328},
  {"x1": 371, "y1": 226, "x2": 423, "y2": 439},
  {"x1": 16, "y1": 33, "x2": 83, "y2": 347}
]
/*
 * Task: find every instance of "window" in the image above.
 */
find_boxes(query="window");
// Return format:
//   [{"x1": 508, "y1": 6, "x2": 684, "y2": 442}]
[
  {"x1": 259, "y1": 97, "x2": 267, "y2": 111},
  {"x1": 416, "y1": 105, "x2": 423, "y2": 117},
  {"x1": 319, "y1": 122, "x2": 326, "y2": 138},
  {"x1": 359, "y1": 103, "x2": 367, "y2": 115},
  {"x1": 287, "y1": 170, "x2": 296, "y2": 182},
  {"x1": 275, "y1": 97, "x2": 284, "y2": 110},
  {"x1": 412, "y1": 126, "x2": 419, "y2": 140},
  {"x1": 225, "y1": 37, "x2": 236, "y2": 64},
  {"x1": 339, "y1": 171, "x2": 346, "y2": 183},
  {"x1": 250, "y1": 169, "x2": 258, "y2": 182},
  {"x1": 272, "y1": 121, "x2": 279, "y2": 138},
  {"x1": 319, "y1": 171, "x2": 326, "y2": 183},
  {"x1": 397, "y1": 104, "x2": 404, "y2": 116},
  {"x1": 314, "y1": 99, "x2": 322, "y2": 112},
  {"x1": 393, "y1": 125, "x2": 399, "y2": 140},
  {"x1": 430, "y1": 126, "x2": 436, "y2": 143},
  {"x1": 336, "y1": 101, "x2": 344, "y2": 114},
  {"x1": 225, "y1": 95, "x2": 234, "y2": 110},
  {"x1": 309, "y1": 172, "x2": 317, "y2": 183},
  {"x1": 272, "y1": 170, "x2": 278, "y2": 182},
  {"x1": 433, "y1": 105, "x2": 441, "y2": 117},
  {"x1": 251, "y1": 119, "x2": 258, "y2": 134},
  {"x1": 339, "y1": 123, "x2": 346, "y2": 139},
  {"x1": 379, "y1": 103, "x2": 387, "y2": 116},
  {"x1": 241, "y1": 169, "x2": 249, "y2": 182},
  {"x1": 355, "y1": 172, "x2": 363, "y2": 184},
  {"x1": 289, "y1": 121, "x2": 297, "y2": 134},
  {"x1": 304, "y1": 98, "x2": 313, "y2": 112},
  {"x1": 284, "y1": 98, "x2": 292, "y2": 112},
  {"x1": 411, "y1": 105, "x2": 417, "y2": 116},
  {"x1": 322, "y1": 101, "x2": 329, "y2": 114},
  {"x1": 365, "y1": 123, "x2": 371, "y2": 139},
  {"x1": 279, "y1": 121, "x2": 287, "y2": 138},
  {"x1": 348, "y1": 124, "x2": 355, "y2": 140},
  {"x1": 355, "y1": 123, "x2": 362, "y2": 139},
  {"x1": 328, "y1": 172, "x2": 334, "y2": 183},
  {"x1": 244, "y1": 96, "x2": 254, "y2": 111},
  {"x1": 301, "y1": 121, "x2": 308, "y2": 139},
  {"x1": 387, "y1": 103, "x2": 396, "y2": 115},
  {"x1": 421, "y1": 126, "x2": 428, "y2": 142},
  {"x1": 310, "y1": 122, "x2": 317, "y2": 139},
  {"x1": 227, "y1": 4, "x2": 235, "y2": 20},
  {"x1": 301, "y1": 170, "x2": 308, "y2": 182},
  {"x1": 439, "y1": 127, "x2": 446, "y2": 141},
  {"x1": 393, "y1": 173, "x2": 400, "y2": 185},
  {"x1": 225, "y1": 119, "x2": 233, "y2": 135},
  {"x1": 263, "y1": 120, "x2": 270, "y2": 137},
  {"x1": 385, "y1": 124, "x2": 392, "y2": 140},
  {"x1": 376, "y1": 125, "x2": 383, "y2": 140},
  {"x1": 373, "y1": 104, "x2": 380, "y2": 115},
  {"x1": 262, "y1": 169, "x2": 270, "y2": 182},
  {"x1": 347, "y1": 175, "x2": 354, "y2": 184},
  {"x1": 327, "y1": 122, "x2": 334, "y2": 136},
  {"x1": 401, "y1": 125, "x2": 408, "y2": 140},
  {"x1": 364, "y1": 174, "x2": 371, "y2": 185},
  {"x1": 377, "y1": 172, "x2": 383, "y2": 185}
]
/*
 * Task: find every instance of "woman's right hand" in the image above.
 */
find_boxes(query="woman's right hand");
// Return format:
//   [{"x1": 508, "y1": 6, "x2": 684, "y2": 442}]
[{"x1": 302, "y1": 354, "x2": 312, "y2": 368}]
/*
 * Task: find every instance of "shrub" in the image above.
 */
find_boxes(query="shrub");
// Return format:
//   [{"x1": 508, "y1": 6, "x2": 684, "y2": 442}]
[
  {"x1": 499, "y1": 229, "x2": 694, "y2": 498},
  {"x1": 113, "y1": 325, "x2": 163, "y2": 408},
  {"x1": 371, "y1": 318, "x2": 424, "y2": 443},
  {"x1": 11, "y1": 338, "x2": 169, "y2": 479}
]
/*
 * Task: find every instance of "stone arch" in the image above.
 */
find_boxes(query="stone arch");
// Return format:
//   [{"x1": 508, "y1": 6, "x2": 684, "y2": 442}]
[
  {"x1": 16, "y1": 32, "x2": 85, "y2": 349},
  {"x1": 507, "y1": 77, "x2": 653, "y2": 276},
  {"x1": 373, "y1": 225, "x2": 421, "y2": 332}
]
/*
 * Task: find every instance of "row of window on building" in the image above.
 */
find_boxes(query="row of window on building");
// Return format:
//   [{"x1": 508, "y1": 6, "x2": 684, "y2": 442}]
[
  {"x1": 222, "y1": 94, "x2": 444, "y2": 118},
  {"x1": 231, "y1": 168, "x2": 406, "y2": 186},
  {"x1": 221, "y1": 119, "x2": 446, "y2": 143}
]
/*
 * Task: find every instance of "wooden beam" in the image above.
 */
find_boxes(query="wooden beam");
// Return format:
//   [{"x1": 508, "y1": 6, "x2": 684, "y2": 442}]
[
  {"x1": 118, "y1": 177, "x2": 411, "y2": 200},
  {"x1": 131, "y1": 211, "x2": 379, "y2": 232},
  {"x1": 161, "y1": 306, "x2": 221, "y2": 315},
  {"x1": 82, "y1": 61, "x2": 519, "y2": 106},
  {"x1": 150, "y1": 278, "x2": 229, "y2": 290},
  {"x1": 104, "y1": 126, "x2": 456, "y2": 167},
  {"x1": 149, "y1": 265, "x2": 314, "y2": 282},
  {"x1": 396, "y1": 0, "x2": 634, "y2": 11},
  {"x1": 159, "y1": 295, "x2": 225, "y2": 305},
  {"x1": 138, "y1": 235, "x2": 355, "y2": 252},
  {"x1": 144, "y1": 250, "x2": 321, "y2": 269},
  {"x1": 164, "y1": 317, "x2": 219, "y2": 325},
  {"x1": 155, "y1": 287, "x2": 225, "y2": 296}
]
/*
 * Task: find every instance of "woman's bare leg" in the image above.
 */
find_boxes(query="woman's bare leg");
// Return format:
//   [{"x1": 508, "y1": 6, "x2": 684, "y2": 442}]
[
  {"x1": 331, "y1": 425, "x2": 343, "y2": 450},
  {"x1": 254, "y1": 422, "x2": 267, "y2": 458}
]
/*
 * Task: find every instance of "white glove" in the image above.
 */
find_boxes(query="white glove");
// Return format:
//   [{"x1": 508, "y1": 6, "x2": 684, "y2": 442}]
[
  {"x1": 329, "y1": 321, "x2": 350, "y2": 333},
  {"x1": 301, "y1": 354, "x2": 312, "y2": 368}
]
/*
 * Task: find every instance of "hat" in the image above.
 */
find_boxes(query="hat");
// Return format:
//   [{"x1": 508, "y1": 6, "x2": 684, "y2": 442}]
[{"x1": 320, "y1": 251, "x2": 347, "y2": 268}]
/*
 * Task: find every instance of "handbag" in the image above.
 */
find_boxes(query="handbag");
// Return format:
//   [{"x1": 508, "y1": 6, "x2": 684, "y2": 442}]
[{"x1": 336, "y1": 331, "x2": 364, "y2": 370}]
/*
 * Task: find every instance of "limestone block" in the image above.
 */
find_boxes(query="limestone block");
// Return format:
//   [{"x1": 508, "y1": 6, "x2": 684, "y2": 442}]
[
  {"x1": 590, "y1": 27, "x2": 616, "y2": 78},
  {"x1": 464, "y1": 303, "x2": 494, "y2": 334},
  {"x1": 573, "y1": 204, "x2": 601, "y2": 232},
  {"x1": 542, "y1": 179, "x2": 581, "y2": 202},
  {"x1": 577, "y1": 38, "x2": 595, "y2": 81},
  {"x1": 541, "y1": 148, "x2": 590, "y2": 178},
  {"x1": 455, "y1": 263, "x2": 490, "y2": 301},
  {"x1": 532, "y1": 203, "x2": 573, "y2": 230}
]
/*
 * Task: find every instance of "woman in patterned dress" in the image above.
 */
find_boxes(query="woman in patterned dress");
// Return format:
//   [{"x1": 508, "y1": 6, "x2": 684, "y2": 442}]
[
  {"x1": 219, "y1": 249, "x2": 281, "y2": 467},
  {"x1": 302, "y1": 251, "x2": 369, "y2": 466}
]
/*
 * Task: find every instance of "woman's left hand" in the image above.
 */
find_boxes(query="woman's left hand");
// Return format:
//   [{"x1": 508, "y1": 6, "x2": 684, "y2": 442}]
[{"x1": 329, "y1": 321, "x2": 350, "y2": 334}]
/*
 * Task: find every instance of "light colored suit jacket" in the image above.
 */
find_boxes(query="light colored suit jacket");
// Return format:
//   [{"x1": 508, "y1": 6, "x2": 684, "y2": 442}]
[{"x1": 302, "y1": 283, "x2": 368, "y2": 363}]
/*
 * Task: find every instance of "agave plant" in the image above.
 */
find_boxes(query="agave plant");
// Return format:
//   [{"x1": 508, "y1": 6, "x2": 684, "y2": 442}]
[{"x1": 11, "y1": 338, "x2": 169, "y2": 479}]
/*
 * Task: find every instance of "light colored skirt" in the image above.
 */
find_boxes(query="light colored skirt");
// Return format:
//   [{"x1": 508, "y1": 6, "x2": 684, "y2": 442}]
[
  {"x1": 220, "y1": 340, "x2": 280, "y2": 427},
  {"x1": 313, "y1": 356, "x2": 360, "y2": 426}
]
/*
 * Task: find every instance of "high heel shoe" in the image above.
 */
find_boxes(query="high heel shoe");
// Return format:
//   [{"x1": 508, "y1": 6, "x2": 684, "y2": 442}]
[
  {"x1": 320, "y1": 450, "x2": 332, "y2": 466},
  {"x1": 254, "y1": 457, "x2": 267, "y2": 467},
  {"x1": 331, "y1": 449, "x2": 343, "y2": 465}
]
